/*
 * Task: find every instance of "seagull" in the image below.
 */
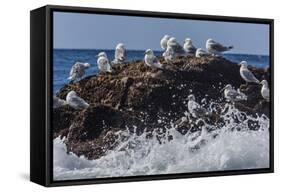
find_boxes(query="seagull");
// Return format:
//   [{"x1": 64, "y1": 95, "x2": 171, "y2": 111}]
[
  {"x1": 96, "y1": 52, "x2": 112, "y2": 73},
  {"x1": 112, "y1": 43, "x2": 126, "y2": 65},
  {"x1": 188, "y1": 94, "x2": 209, "y2": 118},
  {"x1": 239, "y1": 61, "x2": 260, "y2": 84},
  {"x1": 162, "y1": 45, "x2": 176, "y2": 63},
  {"x1": 260, "y1": 80, "x2": 270, "y2": 101},
  {"x1": 195, "y1": 48, "x2": 210, "y2": 58},
  {"x1": 206, "y1": 38, "x2": 233, "y2": 55},
  {"x1": 222, "y1": 84, "x2": 247, "y2": 102},
  {"x1": 53, "y1": 96, "x2": 67, "y2": 108},
  {"x1": 183, "y1": 38, "x2": 197, "y2": 55},
  {"x1": 160, "y1": 35, "x2": 171, "y2": 50},
  {"x1": 68, "y1": 62, "x2": 91, "y2": 82},
  {"x1": 66, "y1": 91, "x2": 89, "y2": 110},
  {"x1": 144, "y1": 49, "x2": 163, "y2": 69},
  {"x1": 167, "y1": 37, "x2": 186, "y2": 56}
]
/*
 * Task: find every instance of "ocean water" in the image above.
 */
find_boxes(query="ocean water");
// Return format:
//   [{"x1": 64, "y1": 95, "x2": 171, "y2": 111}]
[
  {"x1": 53, "y1": 49, "x2": 269, "y2": 92},
  {"x1": 53, "y1": 49, "x2": 270, "y2": 180}
]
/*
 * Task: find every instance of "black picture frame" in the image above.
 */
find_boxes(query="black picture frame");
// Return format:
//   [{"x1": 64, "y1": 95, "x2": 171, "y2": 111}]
[{"x1": 30, "y1": 5, "x2": 274, "y2": 187}]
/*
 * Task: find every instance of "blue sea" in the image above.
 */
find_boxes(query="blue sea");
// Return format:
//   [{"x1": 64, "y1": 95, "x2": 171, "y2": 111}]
[{"x1": 53, "y1": 49, "x2": 269, "y2": 92}]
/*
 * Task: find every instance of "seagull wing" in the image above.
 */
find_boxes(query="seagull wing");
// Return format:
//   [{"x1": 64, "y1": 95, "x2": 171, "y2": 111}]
[
  {"x1": 115, "y1": 48, "x2": 126, "y2": 61},
  {"x1": 68, "y1": 63, "x2": 81, "y2": 80},
  {"x1": 71, "y1": 96, "x2": 89, "y2": 109},
  {"x1": 185, "y1": 44, "x2": 197, "y2": 54},
  {"x1": 160, "y1": 38, "x2": 168, "y2": 50},
  {"x1": 152, "y1": 56, "x2": 163, "y2": 68},
  {"x1": 165, "y1": 47, "x2": 174, "y2": 56},
  {"x1": 241, "y1": 69, "x2": 260, "y2": 83},
  {"x1": 173, "y1": 43, "x2": 185, "y2": 54},
  {"x1": 262, "y1": 87, "x2": 270, "y2": 100},
  {"x1": 210, "y1": 42, "x2": 228, "y2": 52},
  {"x1": 98, "y1": 57, "x2": 112, "y2": 72}
]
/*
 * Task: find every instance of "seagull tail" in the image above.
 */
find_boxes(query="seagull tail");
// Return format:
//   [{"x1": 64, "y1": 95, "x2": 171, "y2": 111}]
[
  {"x1": 228, "y1": 46, "x2": 234, "y2": 50},
  {"x1": 107, "y1": 67, "x2": 113, "y2": 73},
  {"x1": 67, "y1": 75, "x2": 75, "y2": 81},
  {"x1": 84, "y1": 102, "x2": 90, "y2": 109},
  {"x1": 156, "y1": 62, "x2": 164, "y2": 69}
]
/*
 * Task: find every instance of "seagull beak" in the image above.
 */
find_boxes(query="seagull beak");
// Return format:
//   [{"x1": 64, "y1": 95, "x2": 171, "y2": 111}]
[{"x1": 95, "y1": 55, "x2": 99, "y2": 58}]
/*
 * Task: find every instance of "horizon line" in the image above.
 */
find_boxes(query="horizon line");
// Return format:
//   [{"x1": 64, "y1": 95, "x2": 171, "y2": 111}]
[{"x1": 53, "y1": 48, "x2": 269, "y2": 56}]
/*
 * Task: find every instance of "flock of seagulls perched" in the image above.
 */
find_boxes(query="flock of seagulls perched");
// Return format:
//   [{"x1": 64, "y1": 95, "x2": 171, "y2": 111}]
[{"x1": 53, "y1": 35, "x2": 270, "y2": 113}]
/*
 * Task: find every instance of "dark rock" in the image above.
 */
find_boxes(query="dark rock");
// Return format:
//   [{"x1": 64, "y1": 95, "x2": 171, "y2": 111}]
[
  {"x1": 53, "y1": 105, "x2": 77, "y2": 139},
  {"x1": 66, "y1": 105, "x2": 145, "y2": 143}
]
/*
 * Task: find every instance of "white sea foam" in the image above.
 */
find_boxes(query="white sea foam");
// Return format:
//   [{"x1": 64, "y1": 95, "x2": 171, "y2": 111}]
[{"x1": 53, "y1": 104, "x2": 270, "y2": 180}]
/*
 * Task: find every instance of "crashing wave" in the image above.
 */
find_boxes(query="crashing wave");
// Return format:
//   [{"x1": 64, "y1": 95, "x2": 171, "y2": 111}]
[{"x1": 53, "y1": 102, "x2": 269, "y2": 180}]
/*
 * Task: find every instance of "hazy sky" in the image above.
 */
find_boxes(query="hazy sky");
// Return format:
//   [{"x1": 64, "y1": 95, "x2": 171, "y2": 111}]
[{"x1": 53, "y1": 12, "x2": 270, "y2": 55}]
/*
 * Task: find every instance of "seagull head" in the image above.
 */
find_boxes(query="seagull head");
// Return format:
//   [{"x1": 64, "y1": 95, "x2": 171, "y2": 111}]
[
  {"x1": 144, "y1": 49, "x2": 153, "y2": 56},
  {"x1": 184, "y1": 38, "x2": 192, "y2": 44},
  {"x1": 116, "y1": 43, "x2": 125, "y2": 49},
  {"x1": 83, "y1": 62, "x2": 91, "y2": 68},
  {"x1": 239, "y1": 61, "x2": 248, "y2": 68},
  {"x1": 196, "y1": 48, "x2": 203, "y2": 52},
  {"x1": 207, "y1": 38, "x2": 215, "y2": 44},
  {"x1": 67, "y1": 90, "x2": 77, "y2": 98},
  {"x1": 163, "y1": 35, "x2": 170, "y2": 40},
  {"x1": 96, "y1": 52, "x2": 107, "y2": 58},
  {"x1": 260, "y1": 79, "x2": 268, "y2": 86},
  {"x1": 188, "y1": 94, "x2": 195, "y2": 101},
  {"x1": 167, "y1": 37, "x2": 177, "y2": 46}
]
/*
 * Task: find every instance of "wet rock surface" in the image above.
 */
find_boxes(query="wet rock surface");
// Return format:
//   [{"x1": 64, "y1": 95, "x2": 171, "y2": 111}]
[{"x1": 53, "y1": 56, "x2": 270, "y2": 159}]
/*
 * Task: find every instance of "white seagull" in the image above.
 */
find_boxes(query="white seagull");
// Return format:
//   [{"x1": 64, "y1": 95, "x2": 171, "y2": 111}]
[
  {"x1": 239, "y1": 61, "x2": 260, "y2": 84},
  {"x1": 112, "y1": 43, "x2": 126, "y2": 65},
  {"x1": 187, "y1": 94, "x2": 209, "y2": 118},
  {"x1": 68, "y1": 62, "x2": 91, "y2": 81},
  {"x1": 53, "y1": 95, "x2": 67, "y2": 108},
  {"x1": 206, "y1": 38, "x2": 233, "y2": 55},
  {"x1": 183, "y1": 38, "x2": 197, "y2": 55},
  {"x1": 162, "y1": 45, "x2": 176, "y2": 63},
  {"x1": 167, "y1": 37, "x2": 186, "y2": 56},
  {"x1": 144, "y1": 49, "x2": 163, "y2": 69},
  {"x1": 260, "y1": 80, "x2": 270, "y2": 101},
  {"x1": 96, "y1": 52, "x2": 112, "y2": 73},
  {"x1": 195, "y1": 48, "x2": 210, "y2": 58},
  {"x1": 66, "y1": 91, "x2": 89, "y2": 110},
  {"x1": 160, "y1": 35, "x2": 171, "y2": 50},
  {"x1": 222, "y1": 84, "x2": 247, "y2": 102}
]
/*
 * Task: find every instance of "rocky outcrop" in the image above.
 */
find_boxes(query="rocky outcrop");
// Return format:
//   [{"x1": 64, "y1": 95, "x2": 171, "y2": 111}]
[{"x1": 54, "y1": 55, "x2": 270, "y2": 159}]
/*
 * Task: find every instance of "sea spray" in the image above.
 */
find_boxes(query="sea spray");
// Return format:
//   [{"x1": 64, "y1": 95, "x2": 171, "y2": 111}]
[{"x1": 53, "y1": 103, "x2": 269, "y2": 180}]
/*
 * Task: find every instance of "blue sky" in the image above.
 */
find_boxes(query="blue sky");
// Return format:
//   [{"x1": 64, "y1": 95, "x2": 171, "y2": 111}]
[{"x1": 53, "y1": 12, "x2": 270, "y2": 55}]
